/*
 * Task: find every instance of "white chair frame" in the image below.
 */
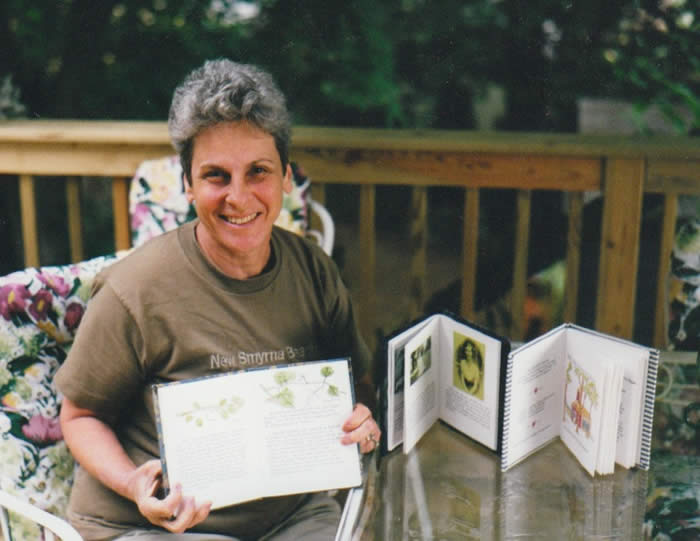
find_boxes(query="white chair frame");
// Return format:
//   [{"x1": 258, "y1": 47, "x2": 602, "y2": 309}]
[
  {"x1": 0, "y1": 490, "x2": 83, "y2": 541},
  {"x1": 308, "y1": 198, "x2": 335, "y2": 256}
]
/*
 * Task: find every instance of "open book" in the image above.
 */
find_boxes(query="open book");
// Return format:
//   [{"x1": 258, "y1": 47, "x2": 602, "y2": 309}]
[
  {"x1": 501, "y1": 323, "x2": 659, "y2": 476},
  {"x1": 152, "y1": 358, "x2": 362, "y2": 509},
  {"x1": 385, "y1": 313, "x2": 510, "y2": 454}
]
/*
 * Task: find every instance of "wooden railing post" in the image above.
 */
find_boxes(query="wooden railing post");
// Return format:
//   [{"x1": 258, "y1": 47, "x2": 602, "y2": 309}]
[
  {"x1": 359, "y1": 184, "x2": 377, "y2": 352},
  {"x1": 461, "y1": 188, "x2": 479, "y2": 320},
  {"x1": 511, "y1": 189, "x2": 532, "y2": 341},
  {"x1": 595, "y1": 158, "x2": 645, "y2": 339},
  {"x1": 112, "y1": 177, "x2": 131, "y2": 252},
  {"x1": 653, "y1": 193, "x2": 678, "y2": 349},
  {"x1": 408, "y1": 186, "x2": 428, "y2": 320},
  {"x1": 563, "y1": 192, "x2": 583, "y2": 323},
  {"x1": 65, "y1": 177, "x2": 84, "y2": 263},
  {"x1": 19, "y1": 174, "x2": 39, "y2": 268}
]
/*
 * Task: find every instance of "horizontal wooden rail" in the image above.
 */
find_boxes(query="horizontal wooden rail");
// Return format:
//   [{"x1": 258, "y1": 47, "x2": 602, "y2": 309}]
[{"x1": 1, "y1": 120, "x2": 699, "y2": 351}]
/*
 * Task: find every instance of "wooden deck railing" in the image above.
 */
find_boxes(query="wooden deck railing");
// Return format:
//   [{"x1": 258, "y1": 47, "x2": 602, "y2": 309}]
[{"x1": 1, "y1": 120, "x2": 699, "y2": 351}]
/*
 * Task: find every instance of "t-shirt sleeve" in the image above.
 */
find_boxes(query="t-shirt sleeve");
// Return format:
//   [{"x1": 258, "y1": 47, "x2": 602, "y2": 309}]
[{"x1": 55, "y1": 281, "x2": 146, "y2": 420}]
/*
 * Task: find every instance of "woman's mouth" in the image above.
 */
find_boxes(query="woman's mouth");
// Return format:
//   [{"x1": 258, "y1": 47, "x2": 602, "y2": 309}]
[{"x1": 222, "y1": 213, "x2": 259, "y2": 225}]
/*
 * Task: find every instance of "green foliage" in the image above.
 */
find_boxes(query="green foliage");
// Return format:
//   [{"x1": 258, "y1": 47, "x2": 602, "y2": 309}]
[
  {"x1": 0, "y1": 76, "x2": 26, "y2": 119},
  {"x1": 1, "y1": 0, "x2": 695, "y2": 130},
  {"x1": 603, "y1": 0, "x2": 699, "y2": 133}
]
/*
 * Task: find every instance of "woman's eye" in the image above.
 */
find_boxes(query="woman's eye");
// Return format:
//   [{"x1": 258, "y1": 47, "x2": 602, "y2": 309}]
[{"x1": 203, "y1": 170, "x2": 226, "y2": 182}]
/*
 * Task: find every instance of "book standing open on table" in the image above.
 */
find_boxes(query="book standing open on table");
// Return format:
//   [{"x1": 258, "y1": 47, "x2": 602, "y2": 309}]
[
  {"x1": 153, "y1": 358, "x2": 362, "y2": 510},
  {"x1": 385, "y1": 314, "x2": 659, "y2": 476},
  {"x1": 501, "y1": 323, "x2": 659, "y2": 476},
  {"x1": 385, "y1": 312, "x2": 510, "y2": 455}
]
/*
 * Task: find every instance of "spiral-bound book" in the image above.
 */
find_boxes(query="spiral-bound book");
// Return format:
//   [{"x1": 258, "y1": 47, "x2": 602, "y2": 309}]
[
  {"x1": 152, "y1": 358, "x2": 362, "y2": 510},
  {"x1": 500, "y1": 323, "x2": 659, "y2": 476}
]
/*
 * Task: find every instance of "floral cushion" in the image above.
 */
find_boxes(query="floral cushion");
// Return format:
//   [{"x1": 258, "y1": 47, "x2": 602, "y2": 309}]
[
  {"x1": 129, "y1": 156, "x2": 310, "y2": 248},
  {"x1": 0, "y1": 253, "x2": 125, "y2": 538}
]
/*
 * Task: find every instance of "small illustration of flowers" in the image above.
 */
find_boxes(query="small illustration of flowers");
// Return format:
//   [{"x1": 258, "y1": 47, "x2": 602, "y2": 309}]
[
  {"x1": 262, "y1": 365, "x2": 344, "y2": 409},
  {"x1": 178, "y1": 396, "x2": 245, "y2": 428}
]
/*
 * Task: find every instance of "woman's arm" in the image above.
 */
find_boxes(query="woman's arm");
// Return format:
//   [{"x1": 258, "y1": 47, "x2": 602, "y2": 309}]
[{"x1": 60, "y1": 398, "x2": 211, "y2": 533}]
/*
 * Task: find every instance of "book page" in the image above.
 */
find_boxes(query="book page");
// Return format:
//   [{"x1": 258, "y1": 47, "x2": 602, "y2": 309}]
[
  {"x1": 559, "y1": 352, "x2": 608, "y2": 476},
  {"x1": 502, "y1": 327, "x2": 566, "y2": 470},
  {"x1": 386, "y1": 316, "x2": 436, "y2": 451},
  {"x1": 565, "y1": 328, "x2": 650, "y2": 469},
  {"x1": 594, "y1": 360, "x2": 623, "y2": 475},
  {"x1": 154, "y1": 359, "x2": 361, "y2": 509},
  {"x1": 615, "y1": 363, "x2": 645, "y2": 468},
  {"x1": 403, "y1": 321, "x2": 440, "y2": 454},
  {"x1": 387, "y1": 341, "x2": 407, "y2": 452},
  {"x1": 437, "y1": 316, "x2": 504, "y2": 451}
]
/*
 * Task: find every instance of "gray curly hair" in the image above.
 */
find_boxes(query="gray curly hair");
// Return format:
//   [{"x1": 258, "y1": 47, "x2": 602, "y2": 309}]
[{"x1": 168, "y1": 59, "x2": 291, "y2": 183}]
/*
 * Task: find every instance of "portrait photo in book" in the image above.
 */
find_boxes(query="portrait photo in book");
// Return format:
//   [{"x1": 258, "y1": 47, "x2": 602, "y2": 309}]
[
  {"x1": 410, "y1": 336, "x2": 432, "y2": 385},
  {"x1": 453, "y1": 333, "x2": 486, "y2": 400}
]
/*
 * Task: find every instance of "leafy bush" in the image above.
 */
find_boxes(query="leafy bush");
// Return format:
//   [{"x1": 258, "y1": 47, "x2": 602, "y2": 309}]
[{"x1": 604, "y1": 0, "x2": 699, "y2": 133}]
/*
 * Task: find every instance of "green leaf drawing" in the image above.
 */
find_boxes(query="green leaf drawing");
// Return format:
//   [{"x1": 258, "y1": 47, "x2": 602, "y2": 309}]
[
  {"x1": 271, "y1": 387, "x2": 295, "y2": 408},
  {"x1": 177, "y1": 395, "x2": 244, "y2": 427},
  {"x1": 274, "y1": 371, "x2": 295, "y2": 386}
]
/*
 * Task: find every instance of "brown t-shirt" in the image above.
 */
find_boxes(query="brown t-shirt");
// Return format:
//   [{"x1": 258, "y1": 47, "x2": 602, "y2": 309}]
[{"x1": 56, "y1": 221, "x2": 369, "y2": 540}]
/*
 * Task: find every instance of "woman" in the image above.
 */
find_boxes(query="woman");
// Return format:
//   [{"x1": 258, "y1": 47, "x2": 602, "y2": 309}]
[
  {"x1": 56, "y1": 59, "x2": 380, "y2": 541},
  {"x1": 454, "y1": 338, "x2": 484, "y2": 399}
]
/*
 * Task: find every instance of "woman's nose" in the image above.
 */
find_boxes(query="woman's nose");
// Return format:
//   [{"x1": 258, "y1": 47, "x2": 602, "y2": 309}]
[{"x1": 224, "y1": 177, "x2": 250, "y2": 206}]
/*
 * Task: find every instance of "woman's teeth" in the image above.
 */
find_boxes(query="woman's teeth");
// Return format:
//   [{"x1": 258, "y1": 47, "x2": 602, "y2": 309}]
[{"x1": 224, "y1": 213, "x2": 257, "y2": 225}]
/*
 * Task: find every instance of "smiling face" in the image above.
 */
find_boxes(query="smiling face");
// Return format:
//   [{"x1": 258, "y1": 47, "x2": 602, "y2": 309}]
[{"x1": 186, "y1": 121, "x2": 292, "y2": 278}]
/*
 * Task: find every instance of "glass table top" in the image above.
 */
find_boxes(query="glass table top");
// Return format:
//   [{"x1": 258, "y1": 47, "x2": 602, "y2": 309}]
[{"x1": 349, "y1": 351, "x2": 699, "y2": 540}]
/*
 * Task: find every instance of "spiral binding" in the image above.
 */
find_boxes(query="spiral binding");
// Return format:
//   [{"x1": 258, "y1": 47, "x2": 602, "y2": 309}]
[
  {"x1": 638, "y1": 349, "x2": 659, "y2": 470},
  {"x1": 500, "y1": 355, "x2": 515, "y2": 471}
]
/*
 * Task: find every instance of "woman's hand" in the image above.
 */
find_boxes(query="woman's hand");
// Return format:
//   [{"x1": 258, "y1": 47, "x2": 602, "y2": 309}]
[
  {"x1": 341, "y1": 403, "x2": 381, "y2": 453},
  {"x1": 61, "y1": 399, "x2": 211, "y2": 534},
  {"x1": 126, "y1": 460, "x2": 212, "y2": 534}
]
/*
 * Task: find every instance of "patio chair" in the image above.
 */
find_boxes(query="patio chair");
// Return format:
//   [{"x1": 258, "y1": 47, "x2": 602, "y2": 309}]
[
  {"x1": 129, "y1": 156, "x2": 335, "y2": 256},
  {"x1": 0, "y1": 253, "x2": 126, "y2": 541}
]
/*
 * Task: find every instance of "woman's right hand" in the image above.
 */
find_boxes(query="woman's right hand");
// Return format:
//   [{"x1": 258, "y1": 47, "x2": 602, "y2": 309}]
[
  {"x1": 127, "y1": 459, "x2": 212, "y2": 533},
  {"x1": 61, "y1": 400, "x2": 211, "y2": 533}
]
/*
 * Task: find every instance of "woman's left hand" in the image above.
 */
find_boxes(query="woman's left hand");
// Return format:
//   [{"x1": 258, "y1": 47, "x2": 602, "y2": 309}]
[{"x1": 341, "y1": 403, "x2": 381, "y2": 453}]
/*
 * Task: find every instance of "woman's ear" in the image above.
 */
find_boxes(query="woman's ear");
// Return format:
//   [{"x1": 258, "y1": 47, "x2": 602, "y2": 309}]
[
  {"x1": 282, "y1": 164, "x2": 293, "y2": 194},
  {"x1": 184, "y1": 176, "x2": 195, "y2": 203}
]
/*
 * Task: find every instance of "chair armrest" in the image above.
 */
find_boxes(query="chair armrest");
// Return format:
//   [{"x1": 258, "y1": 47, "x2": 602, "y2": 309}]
[
  {"x1": 0, "y1": 490, "x2": 83, "y2": 541},
  {"x1": 308, "y1": 198, "x2": 335, "y2": 256}
]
